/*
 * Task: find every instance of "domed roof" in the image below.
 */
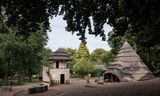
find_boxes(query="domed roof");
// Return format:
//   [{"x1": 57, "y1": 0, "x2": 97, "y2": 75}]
[{"x1": 48, "y1": 48, "x2": 71, "y2": 61}]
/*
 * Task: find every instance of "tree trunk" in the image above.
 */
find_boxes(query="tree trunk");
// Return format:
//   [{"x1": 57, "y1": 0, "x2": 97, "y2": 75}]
[
  {"x1": 46, "y1": 67, "x2": 54, "y2": 85},
  {"x1": 147, "y1": 47, "x2": 154, "y2": 71},
  {"x1": 28, "y1": 69, "x2": 32, "y2": 82},
  {"x1": 29, "y1": 75, "x2": 32, "y2": 82},
  {"x1": 17, "y1": 74, "x2": 21, "y2": 85},
  {"x1": 28, "y1": 66, "x2": 32, "y2": 82},
  {"x1": 28, "y1": 63, "x2": 33, "y2": 82},
  {"x1": 4, "y1": 72, "x2": 8, "y2": 85},
  {"x1": 4, "y1": 63, "x2": 9, "y2": 85}
]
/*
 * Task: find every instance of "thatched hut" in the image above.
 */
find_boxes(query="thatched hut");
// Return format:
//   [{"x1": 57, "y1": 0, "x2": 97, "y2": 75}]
[
  {"x1": 104, "y1": 42, "x2": 154, "y2": 82},
  {"x1": 43, "y1": 48, "x2": 71, "y2": 84}
]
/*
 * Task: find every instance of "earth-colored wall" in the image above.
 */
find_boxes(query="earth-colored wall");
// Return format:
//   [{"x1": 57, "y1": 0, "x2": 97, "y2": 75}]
[
  {"x1": 52, "y1": 61, "x2": 67, "y2": 69},
  {"x1": 42, "y1": 66, "x2": 70, "y2": 83}
]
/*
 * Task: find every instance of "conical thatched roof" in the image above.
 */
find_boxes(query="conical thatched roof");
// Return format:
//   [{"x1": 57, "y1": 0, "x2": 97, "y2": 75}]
[
  {"x1": 48, "y1": 48, "x2": 71, "y2": 61},
  {"x1": 111, "y1": 42, "x2": 147, "y2": 68},
  {"x1": 105, "y1": 42, "x2": 153, "y2": 82}
]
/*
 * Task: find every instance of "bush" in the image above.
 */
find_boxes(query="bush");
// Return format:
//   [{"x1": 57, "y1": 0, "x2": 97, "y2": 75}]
[
  {"x1": 70, "y1": 73, "x2": 82, "y2": 78},
  {"x1": 0, "y1": 80, "x2": 4, "y2": 86}
]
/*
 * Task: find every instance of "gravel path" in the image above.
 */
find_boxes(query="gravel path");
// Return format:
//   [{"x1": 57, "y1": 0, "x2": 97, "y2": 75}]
[{"x1": 51, "y1": 78, "x2": 160, "y2": 96}]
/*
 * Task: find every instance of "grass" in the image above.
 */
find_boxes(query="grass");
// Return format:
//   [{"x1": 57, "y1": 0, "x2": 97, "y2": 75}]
[
  {"x1": 0, "y1": 80, "x2": 4, "y2": 86},
  {"x1": 0, "y1": 75, "x2": 40, "y2": 87},
  {"x1": 31, "y1": 78, "x2": 39, "y2": 83},
  {"x1": 0, "y1": 78, "x2": 40, "y2": 87}
]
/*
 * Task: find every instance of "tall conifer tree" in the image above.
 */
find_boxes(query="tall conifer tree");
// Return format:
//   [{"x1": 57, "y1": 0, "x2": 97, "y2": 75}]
[{"x1": 73, "y1": 42, "x2": 93, "y2": 77}]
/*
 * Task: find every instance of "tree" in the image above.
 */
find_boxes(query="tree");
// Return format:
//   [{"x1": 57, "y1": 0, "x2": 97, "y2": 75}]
[
  {"x1": 90, "y1": 48, "x2": 113, "y2": 66},
  {"x1": 0, "y1": 1, "x2": 51, "y2": 83},
  {"x1": 1, "y1": 0, "x2": 160, "y2": 44},
  {"x1": 101, "y1": 51, "x2": 113, "y2": 66},
  {"x1": 63, "y1": 48, "x2": 77, "y2": 74},
  {"x1": 0, "y1": 24, "x2": 48, "y2": 84},
  {"x1": 73, "y1": 42, "x2": 93, "y2": 77},
  {"x1": 2, "y1": 0, "x2": 160, "y2": 73},
  {"x1": 108, "y1": 30, "x2": 137, "y2": 54},
  {"x1": 24, "y1": 30, "x2": 48, "y2": 81},
  {"x1": 0, "y1": 25, "x2": 22, "y2": 85},
  {"x1": 43, "y1": 48, "x2": 53, "y2": 66},
  {"x1": 60, "y1": 0, "x2": 160, "y2": 72},
  {"x1": 90, "y1": 48, "x2": 107, "y2": 64},
  {"x1": 76, "y1": 42, "x2": 90, "y2": 60},
  {"x1": 1, "y1": 0, "x2": 59, "y2": 35},
  {"x1": 1, "y1": 0, "x2": 112, "y2": 42}
]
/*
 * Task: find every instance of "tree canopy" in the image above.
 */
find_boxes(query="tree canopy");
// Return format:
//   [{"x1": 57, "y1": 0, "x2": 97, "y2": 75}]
[
  {"x1": 0, "y1": 23, "x2": 48, "y2": 84},
  {"x1": 90, "y1": 48, "x2": 113, "y2": 66},
  {"x1": 73, "y1": 42, "x2": 93, "y2": 76},
  {"x1": 1, "y1": 0, "x2": 160, "y2": 74},
  {"x1": 90, "y1": 48, "x2": 107, "y2": 64},
  {"x1": 0, "y1": 0, "x2": 114, "y2": 42},
  {"x1": 1, "y1": 0, "x2": 160, "y2": 43},
  {"x1": 63, "y1": 48, "x2": 77, "y2": 74}
]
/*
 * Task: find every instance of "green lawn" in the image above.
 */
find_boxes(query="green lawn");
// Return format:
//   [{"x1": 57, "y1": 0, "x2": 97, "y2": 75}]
[
  {"x1": 0, "y1": 79, "x2": 39, "y2": 87},
  {"x1": 0, "y1": 80, "x2": 4, "y2": 86}
]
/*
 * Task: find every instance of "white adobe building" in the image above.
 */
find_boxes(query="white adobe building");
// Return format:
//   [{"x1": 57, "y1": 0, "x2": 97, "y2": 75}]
[{"x1": 43, "y1": 48, "x2": 70, "y2": 84}]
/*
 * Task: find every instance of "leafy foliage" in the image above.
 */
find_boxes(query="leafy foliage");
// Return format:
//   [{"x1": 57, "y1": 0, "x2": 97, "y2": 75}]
[
  {"x1": 63, "y1": 48, "x2": 77, "y2": 74},
  {"x1": 1, "y1": 0, "x2": 59, "y2": 35},
  {"x1": 1, "y1": 0, "x2": 160, "y2": 75},
  {"x1": 73, "y1": 42, "x2": 93, "y2": 76},
  {"x1": 60, "y1": 0, "x2": 115, "y2": 42},
  {"x1": 0, "y1": 24, "x2": 48, "y2": 83},
  {"x1": 0, "y1": 24, "x2": 23, "y2": 84},
  {"x1": 1, "y1": 0, "x2": 160, "y2": 45},
  {"x1": 1, "y1": 0, "x2": 114, "y2": 42},
  {"x1": 101, "y1": 51, "x2": 113, "y2": 66},
  {"x1": 90, "y1": 48, "x2": 107, "y2": 64},
  {"x1": 60, "y1": 0, "x2": 160, "y2": 72}
]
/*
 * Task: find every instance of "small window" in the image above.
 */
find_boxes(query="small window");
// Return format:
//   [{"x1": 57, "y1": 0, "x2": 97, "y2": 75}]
[{"x1": 56, "y1": 61, "x2": 59, "y2": 68}]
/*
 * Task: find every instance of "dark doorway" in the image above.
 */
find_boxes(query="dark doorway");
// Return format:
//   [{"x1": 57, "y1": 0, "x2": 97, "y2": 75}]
[
  {"x1": 56, "y1": 61, "x2": 59, "y2": 68},
  {"x1": 104, "y1": 73, "x2": 120, "y2": 82},
  {"x1": 60, "y1": 74, "x2": 65, "y2": 84}
]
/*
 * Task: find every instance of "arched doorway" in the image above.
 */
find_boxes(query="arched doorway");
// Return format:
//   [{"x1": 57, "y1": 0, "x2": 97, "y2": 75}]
[{"x1": 104, "y1": 73, "x2": 120, "y2": 82}]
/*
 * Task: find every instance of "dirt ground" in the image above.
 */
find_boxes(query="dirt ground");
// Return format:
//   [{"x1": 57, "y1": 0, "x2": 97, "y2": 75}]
[
  {"x1": 51, "y1": 78, "x2": 160, "y2": 96},
  {"x1": 1, "y1": 78, "x2": 160, "y2": 96}
]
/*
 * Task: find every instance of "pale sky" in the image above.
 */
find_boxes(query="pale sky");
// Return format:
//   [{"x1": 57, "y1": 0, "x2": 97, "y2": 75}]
[{"x1": 46, "y1": 16, "x2": 112, "y2": 53}]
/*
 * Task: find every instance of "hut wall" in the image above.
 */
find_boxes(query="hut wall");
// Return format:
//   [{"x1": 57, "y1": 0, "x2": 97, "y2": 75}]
[
  {"x1": 52, "y1": 62, "x2": 67, "y2": 69},
  {"x1": 42, "y1": 66, "x2": 70, "y2": 83},
  {"x1": 50, "y1": 68, "x2": 70, "y2": 82},
  {"x1": 42, "y1": 66, "x2": 50, "y2": 82}
]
